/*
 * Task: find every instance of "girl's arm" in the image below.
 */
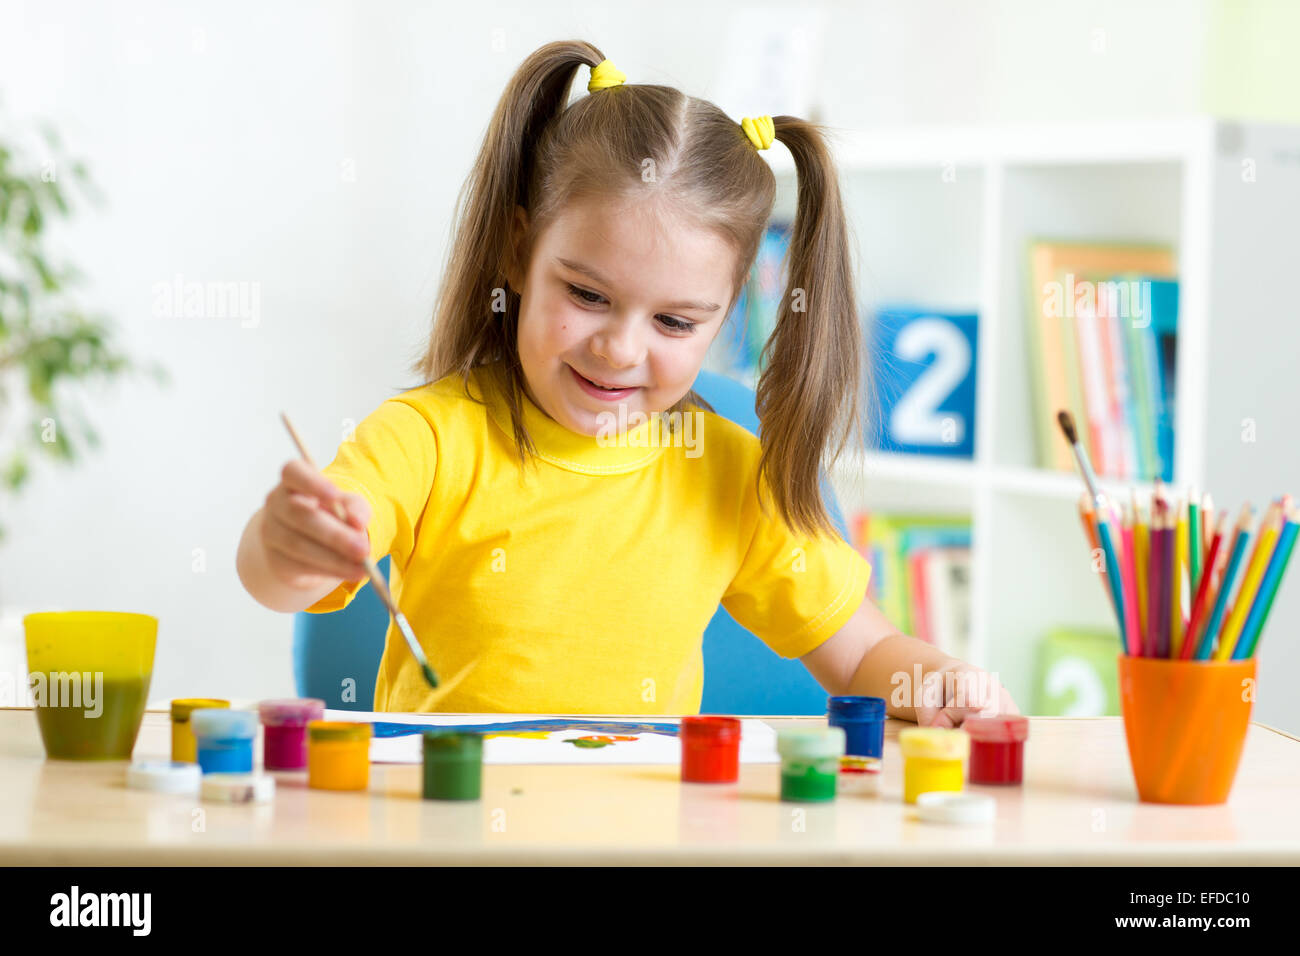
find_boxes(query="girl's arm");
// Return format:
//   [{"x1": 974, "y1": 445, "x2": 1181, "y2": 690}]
[{"x1": 799, "y1": 590, "x2": 1019, "y2": 726}]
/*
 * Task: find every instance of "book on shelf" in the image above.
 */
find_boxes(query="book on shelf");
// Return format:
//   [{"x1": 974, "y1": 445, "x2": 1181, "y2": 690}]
[
  {"x1": 1032, "y1": 626, "x2": 1121, "y2": 716},
  {"x1": 1025, "y1": 239, "x2": 1178, "y2": 480},
  {"x1": 866, "y1": 304, "x2": 979, "y2": 459},
  {"x1": 849, "y1": 511, "x2": 972, "y2": 660}
]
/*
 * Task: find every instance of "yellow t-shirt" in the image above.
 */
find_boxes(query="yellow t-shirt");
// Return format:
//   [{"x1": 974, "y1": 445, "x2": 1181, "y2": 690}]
[{"x1": 307, "y1": 361, "x2": 872, "y2": 714}]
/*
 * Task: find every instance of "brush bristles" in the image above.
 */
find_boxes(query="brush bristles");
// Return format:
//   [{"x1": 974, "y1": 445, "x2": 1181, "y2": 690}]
[{"x1": 1057, "y1": 410, "x2": 1078, "y2": 445}]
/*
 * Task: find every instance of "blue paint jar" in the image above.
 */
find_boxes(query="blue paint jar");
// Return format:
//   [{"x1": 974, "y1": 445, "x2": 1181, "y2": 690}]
[
  {"x1": 827, "y1": 696, "x2": 886, "y2": 759},
  {"x1": 190, "y1": 708, "x2": 257, "y2": 774}
]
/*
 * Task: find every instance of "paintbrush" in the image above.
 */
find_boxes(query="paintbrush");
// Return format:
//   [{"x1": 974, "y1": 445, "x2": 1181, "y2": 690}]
[
  {"x1": 1056, "y1": 410, "x2": 1108, "y2": 511},
  {"x1": 280, "y1": 412, "x2": 440, "y2": 690}
]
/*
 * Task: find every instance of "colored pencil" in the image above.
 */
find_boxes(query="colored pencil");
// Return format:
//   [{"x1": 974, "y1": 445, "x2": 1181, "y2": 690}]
[
  {"x1": 1162, "y1": 502, "x2": 1177, "y2": 657},
  {"x1": 1188, "y1": 487, "x2": 1201, "y2": 593},
  {"x1": 1077, "y1": 493, "x2": 1115, "y2": 617},
  {"x1": 1232, "y1": 505, "x2": 1300, "y2": 659},
  {"x1": 1096, "y1": 502, "x2": 1131, "y2": 652},
  {"x1": 1195, "y1": 504, "x2": 1253, "y2": 659},
  {"x1": 1147, "y1": 495, "x2": 1167, "y2": 657},
  {"x1": 1201, "y1": 492, "x2": 1214, "y2": 567},
  {"x1": 1171, "y1": 494, "x2": 1188, "y2": 658},
  {"x1": 1180, "y1": 510, "x2": 1228, "y2": 660},
  {"x1": 1119, "y1": 501, "x2": 1143, "y2": 657},
  {"x1": 1133, "y1": 490, "x2": 1149, "y2": 651},
  {"x1": 1215, "y1": 502, "x2": 1278, "y2": 661}
]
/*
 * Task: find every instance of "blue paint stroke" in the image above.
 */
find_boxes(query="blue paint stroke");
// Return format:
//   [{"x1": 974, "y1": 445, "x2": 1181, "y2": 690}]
[{"x1": 370, "y1": 719, "x2": 680, "y2": 739}]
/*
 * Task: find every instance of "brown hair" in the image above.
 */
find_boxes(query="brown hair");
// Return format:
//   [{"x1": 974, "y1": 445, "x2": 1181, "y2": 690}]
[{"x1": 417, "y1": 39, "x2": 865, "y2": 538}]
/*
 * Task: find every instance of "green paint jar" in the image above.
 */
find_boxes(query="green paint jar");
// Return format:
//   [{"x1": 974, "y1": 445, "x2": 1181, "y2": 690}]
[
  {"x1": 776, "y1": 726, "x2": 845, "y2": 802},
  {"x1": 422, "y1": 730, "x2": 483, "y2": 800}
]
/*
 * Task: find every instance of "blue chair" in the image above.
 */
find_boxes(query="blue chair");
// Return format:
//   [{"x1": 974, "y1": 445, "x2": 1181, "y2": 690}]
[{"x1": 293, "y1": 369, "x2": 851, "y2": 715}]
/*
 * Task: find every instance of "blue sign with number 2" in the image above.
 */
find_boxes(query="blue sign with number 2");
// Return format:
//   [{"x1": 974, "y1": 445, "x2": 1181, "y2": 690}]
[{"x1": 868, "y1": 306, "x2": 978, "y2": 458}]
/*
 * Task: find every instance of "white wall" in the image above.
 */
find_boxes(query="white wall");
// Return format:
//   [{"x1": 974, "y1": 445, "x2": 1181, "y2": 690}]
[{"x1": 6, "y1": 1, "x2": 1292, "y2": 720}]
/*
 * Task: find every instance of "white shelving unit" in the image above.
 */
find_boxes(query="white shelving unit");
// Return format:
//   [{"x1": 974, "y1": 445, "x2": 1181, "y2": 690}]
[{"x1": 750, "y1": 118, "x2": 1300, "y2": 709}]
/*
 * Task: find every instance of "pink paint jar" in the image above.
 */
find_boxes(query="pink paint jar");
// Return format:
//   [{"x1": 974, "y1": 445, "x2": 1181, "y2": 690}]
[
  {"x1": 258, "y1": 698, "x2": 325, "y2": 770},
  {"x1": 964, "y1": 715, "x2": 1029, "y2": 785}
]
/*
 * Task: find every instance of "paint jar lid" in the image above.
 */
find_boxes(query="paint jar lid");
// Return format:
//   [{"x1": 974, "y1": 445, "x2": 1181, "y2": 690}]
[
  {"x1": 258, "y1": 698, "x2": 326, "y2": 727},
  {"x1": 126, "y1": 760, "x2": 202, "y2": 794},
  {"x1": 680, "y1": 715, "x2": 741, "y2": 742},
  {"x1": 776, "y1": 726, "x2": 845, "y2": 760},
  {"x1": 962, "y1": 715, "x2": 1029, "y2": 743},
  {"x1": 190, "y1": 708, "x2": 257, "y2": 739},
  {"x1": 200, "y1": 772, "x2": 275, "y2": 804},
  {"x1": 308, "y1": 720, "x2": 372, "y2": 742},
  {"x1": 171, "y1": 698, "x2": 230, "y2": 722},
  {"x1": 916, "y1": 792, "x2": 994, "y2": 825},
  {"x1": 899, "y1": 727, "x2": 969, "y2": 761},
  {"x1": 827, "y1": 696, "x2": 886, "y2": 720},
  {"x1": 423, "y1": 729, "x2": 484, "y2": 758}
]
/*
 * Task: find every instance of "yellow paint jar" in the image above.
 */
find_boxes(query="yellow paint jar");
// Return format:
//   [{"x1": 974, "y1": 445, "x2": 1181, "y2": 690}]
[
  {"x1": 307, "y1": 721, "x2": 372, "y2": 791},
  {"x1": 899, "y1": 727, "x2": 969, "y2": 804},
  {"x1": 171, "y1": 699, "x2": 230, "y2": 763}
]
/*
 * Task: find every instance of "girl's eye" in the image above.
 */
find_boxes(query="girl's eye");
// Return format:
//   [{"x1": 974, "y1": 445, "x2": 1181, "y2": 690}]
[
  {"x1": 566, "y1": 283, "x2": 605, "y2": 305},
  {"x1": 566, "y1": 283, "x2": 695, "y2": 333},
  {"x1": 657, "y1": 315, "x2": 694, "y2": 333}
]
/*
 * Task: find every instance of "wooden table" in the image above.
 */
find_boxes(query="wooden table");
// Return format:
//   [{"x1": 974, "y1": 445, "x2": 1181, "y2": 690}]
[{"x1": 3, "y1": 709, "x2": 1299, "y2": 865}]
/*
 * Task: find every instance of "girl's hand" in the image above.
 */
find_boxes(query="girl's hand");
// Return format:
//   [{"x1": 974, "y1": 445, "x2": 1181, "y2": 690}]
[
  {"x1": 259, "y1": 459, "x2": 372, "y2": 591},
  {"x1": 914, "y1": 660, "x2": 1020, "y2": 728}
]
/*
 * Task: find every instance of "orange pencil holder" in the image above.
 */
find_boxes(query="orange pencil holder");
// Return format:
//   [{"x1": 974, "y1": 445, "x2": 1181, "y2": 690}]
[{"x1": 1118, "y1": 655, "x2": 1255, "y2": 805}]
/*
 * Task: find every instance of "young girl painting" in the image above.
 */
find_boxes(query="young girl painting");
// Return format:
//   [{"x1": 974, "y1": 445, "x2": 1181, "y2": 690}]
[{"x1": 236, "y1": 40, "x2": 1018, "y2": 726}]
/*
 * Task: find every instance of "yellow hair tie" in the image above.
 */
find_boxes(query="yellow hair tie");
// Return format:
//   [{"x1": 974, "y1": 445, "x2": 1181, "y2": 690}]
[
  {"x1": 588, "y1": 58, "x2": 626, "y2": 92},
  {"x1": 741, "y1": 115, "x2": 775, "y2": 150}
]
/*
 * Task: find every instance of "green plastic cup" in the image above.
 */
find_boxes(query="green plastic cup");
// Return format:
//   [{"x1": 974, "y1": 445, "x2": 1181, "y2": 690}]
[{"x1": 24, "y1": 612, "x2": 157, "y2": 760}]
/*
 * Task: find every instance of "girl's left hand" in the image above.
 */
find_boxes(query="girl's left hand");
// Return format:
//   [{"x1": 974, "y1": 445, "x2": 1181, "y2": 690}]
[{"x1": 914, "y1": 660, "x2": 1020, "y2": 728}]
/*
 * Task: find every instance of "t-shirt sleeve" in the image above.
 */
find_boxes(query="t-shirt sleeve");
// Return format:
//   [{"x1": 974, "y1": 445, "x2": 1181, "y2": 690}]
[
  {"x1": 721, "y1": 473, "x2": 872, "y2": 659},
  {"x1": 304, "y1": 398, "x2": 437, "y2": 614}
]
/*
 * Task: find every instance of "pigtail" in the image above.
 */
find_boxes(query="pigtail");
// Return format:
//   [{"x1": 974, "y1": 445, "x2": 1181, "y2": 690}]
[
  {"x1": 756, "y1": 117, "x2": 866, "y2": 539},
  {"x1": 417, "y1": 40, "x2": 609, "y2": 460}
]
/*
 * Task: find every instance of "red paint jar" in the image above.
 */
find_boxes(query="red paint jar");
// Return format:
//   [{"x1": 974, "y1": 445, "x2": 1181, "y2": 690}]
[
  {"x1": 258, "y1": 698, "x2": 326, "y2": 770},
  {"x1": 964, "y1": 715, "x2": 1029, "y2": 785},
  {"x1": 680, "y1": 716, "x2": 741, "y2": 783}
]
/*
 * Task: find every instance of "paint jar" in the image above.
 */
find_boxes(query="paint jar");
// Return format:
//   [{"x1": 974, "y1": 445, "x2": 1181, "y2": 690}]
[
  {"x1": 964, "y1": 715, "x2": 1030, "y2": 785},
  {"x1": 776, "y1": 726, "x2": 845, "y2": 802},
  {"x1": 171, "y1": 699, "x2": 230, "y2": 763},
  {"x1": 308, "y1": 721, "x2": 372, "y2": 791},
  {"x1": 680, "y1": 716, "x2": 741, "y2": 783},
  {"x1": 899, "y1": 727, "x2": 968, "y2": 804},
  {"x1": 827, "y1": 695, "x2": 886, "y2": 759},
  {"x1": 258, "y1": 698, "x2": 325, "y2": 770},
  {"x1": 23, "y1": 611, "x2": 157, "y2": 760},
  {"x1": 190, "y1": 708, "x2": 257, "y2": 774},
  {"x1": 422, "y1": 730, "x2": 483, "y2": 800},
  {"x1": 1119, "y1": 655, "x2": 1255, "y2": 804}
]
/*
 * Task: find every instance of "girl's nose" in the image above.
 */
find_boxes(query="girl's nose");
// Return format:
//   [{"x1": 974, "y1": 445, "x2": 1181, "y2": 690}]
[{"x1": 589, "y1": 316, "x2": 645, "y2": 369}]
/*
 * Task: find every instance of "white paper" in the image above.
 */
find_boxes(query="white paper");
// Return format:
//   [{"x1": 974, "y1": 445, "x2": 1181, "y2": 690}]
[{"x1": 321, "y1": 710, "x2": 780, "y2": 765}]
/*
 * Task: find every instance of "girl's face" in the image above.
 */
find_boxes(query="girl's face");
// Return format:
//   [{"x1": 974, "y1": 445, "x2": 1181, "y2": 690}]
[{"x1": 510, "y1": 195, "x2": 737, "y2": 437}]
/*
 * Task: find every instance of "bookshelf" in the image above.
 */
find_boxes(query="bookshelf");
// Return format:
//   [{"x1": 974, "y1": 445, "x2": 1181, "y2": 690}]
[{"x1": 757, "y1": 118, "x2": 1300, "y2": 708}]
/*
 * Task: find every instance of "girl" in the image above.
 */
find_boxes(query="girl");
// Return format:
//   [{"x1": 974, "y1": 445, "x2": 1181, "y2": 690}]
[{"x1": 236, "y1": 40, "x2": 1018, "y2": 726}]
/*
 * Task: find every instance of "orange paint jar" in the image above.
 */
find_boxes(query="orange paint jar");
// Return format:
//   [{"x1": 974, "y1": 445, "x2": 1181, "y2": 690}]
[{"x1": 307, "y1": 721, "x2": 372, "y2": 791}]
